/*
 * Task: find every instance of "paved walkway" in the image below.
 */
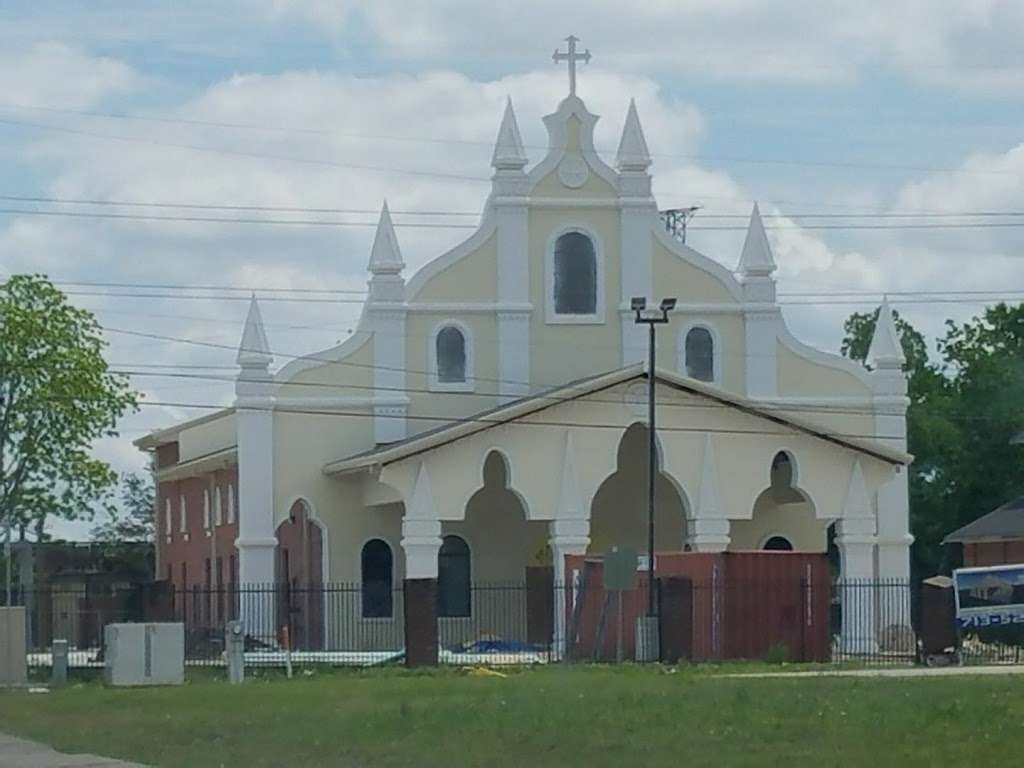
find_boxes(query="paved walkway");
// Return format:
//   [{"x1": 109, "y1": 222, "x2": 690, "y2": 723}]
[
  {"x1": 0, "y1": 733, "x2": 146, "y2": 768},
  {"x1": 725, "y1": 664, "x2": 1024, "y2": 679}
]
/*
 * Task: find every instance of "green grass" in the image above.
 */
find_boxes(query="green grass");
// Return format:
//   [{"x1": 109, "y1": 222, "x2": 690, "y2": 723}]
[{"x1": 1, "y1": 664, "x2": 1022, "y2": 767}]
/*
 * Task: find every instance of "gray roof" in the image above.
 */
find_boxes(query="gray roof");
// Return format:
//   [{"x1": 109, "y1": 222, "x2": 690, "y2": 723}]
[{"x1": 944, "y1": 496, "x2": 1024, "y2": 544}]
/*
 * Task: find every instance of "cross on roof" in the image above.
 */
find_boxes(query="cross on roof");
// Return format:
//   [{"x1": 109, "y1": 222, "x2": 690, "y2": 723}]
[{"x1": 552, "y1": 35, "x2": 591, "y2": 97}]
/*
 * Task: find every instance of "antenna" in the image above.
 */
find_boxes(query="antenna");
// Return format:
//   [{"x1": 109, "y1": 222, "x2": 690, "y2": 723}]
[{"x1": 659, "y1": 206, "x2": 702, "y2": 244}]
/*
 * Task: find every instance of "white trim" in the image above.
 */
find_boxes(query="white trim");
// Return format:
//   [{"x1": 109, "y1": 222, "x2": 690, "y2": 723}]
[
  {"x1": 179, "y1": 495, "x2": 187, "y2": 533},
  {"x1": 273, "y1": 331, "x2": 373, "y2": 390},
  {"x1": 164, "y1": 499, "x2": 172, "y2": 536},
  {"x1": 652, "y1": 225, "x2": 745, "y2": 303},
  {"x1": 203, "y1": 489, "x2": 211, "y2": 529},
  {"x1": 776, "y1": 321, "x2": 873, "y2": 389},
  {"x1": 273, "y1": 396, "x2": 409, "y2": 410},
  {"x1": 226, "y1": 483, "x2": 236, "y2": 525},
  {"x1": 545, "y1": 223, "x2": 606, "y2": 325},
  {"x1": 402, "y1": 302, "x2": 533, "y2": 314},
  {"x1": 677, "y1": 322, "x2": 722, "y2": 385},
  {"x1": 213, "y1": 485, "x2": 223, "y2": 526},
  {"x1": 525, "y1": 95, "x2": 620, "y2": 193},
  {"x1": 405, "y1": 217, "x2": 498, "y2": 301},
  {"x1": 428, "y1": 319, "x2": 475, "y2": 392}
]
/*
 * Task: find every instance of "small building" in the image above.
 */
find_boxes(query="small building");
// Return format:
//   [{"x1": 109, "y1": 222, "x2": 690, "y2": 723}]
[{"x1": 943, "y1": 497, "x2": 1024, "y2": 567}]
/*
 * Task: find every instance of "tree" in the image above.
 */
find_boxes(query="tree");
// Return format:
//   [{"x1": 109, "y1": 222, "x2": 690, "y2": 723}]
[
  {"x1": 91, "y1": 472, "x2": 155, "y2": 544},
  {"x1": 0, "y1": 274, "x2": 138, "y2": 539}
]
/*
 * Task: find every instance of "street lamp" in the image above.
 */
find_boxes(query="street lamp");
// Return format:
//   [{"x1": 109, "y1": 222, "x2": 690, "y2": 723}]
[{"x1": 632, "y1": 297, "x2": 676, "y2": 654}]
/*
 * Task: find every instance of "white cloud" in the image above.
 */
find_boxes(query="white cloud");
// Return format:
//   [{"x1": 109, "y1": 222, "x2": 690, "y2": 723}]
[
  {"x1": 266, "y1": 0, "x2": 1024, "y2": 90},
  {"x1": 0, "y1": 42, "x2": 142, "y2": 109}
]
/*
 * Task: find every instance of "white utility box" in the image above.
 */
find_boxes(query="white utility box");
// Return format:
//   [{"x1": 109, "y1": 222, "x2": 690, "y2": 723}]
[{"x1": 104, "y1": 622, "x2": 185, "y2": 687}]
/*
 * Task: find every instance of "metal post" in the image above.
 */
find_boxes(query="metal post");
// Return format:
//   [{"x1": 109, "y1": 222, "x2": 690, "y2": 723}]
[{"x1": 647, "y1": 320, "x2": 656, "y2": 618}]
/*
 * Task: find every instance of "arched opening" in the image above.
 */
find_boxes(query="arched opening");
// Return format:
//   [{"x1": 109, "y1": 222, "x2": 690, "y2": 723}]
[
  {"x1": 729, "y1": 451, "x2": 823, "y2": 552},
  {"x1": 763, "y1": 535, "x2": 794, "y2": 551},
  {"x1": 589, "y1": 423, "x2": 688, "y2": 555},
  {"x1": 275, "y1": 499, "x2": 326, "y2": 648},
  {"x1": 553, "y1": 231, "x2": 597, "y2": 315},
  {"x1": 436, "y1": 325, "x2": 467, "y2": 383},
  {"x1": 684, "y1": 326, "x2": 715, "y2": 382},
  {"x1": 360, "y1": 539, "x2": 393, "y2": 619},
  {"x1": 438, "y1": 535, "x2": 471, "y2": 617}
]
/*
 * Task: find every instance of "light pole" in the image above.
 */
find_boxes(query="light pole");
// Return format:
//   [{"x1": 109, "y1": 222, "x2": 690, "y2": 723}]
[{"x1": 631, "y1": 297, "x2": 676, "y2": 628}]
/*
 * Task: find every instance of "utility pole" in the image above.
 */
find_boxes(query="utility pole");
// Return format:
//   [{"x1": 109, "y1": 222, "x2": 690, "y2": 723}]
[
  {"x1": 659, "y1": 206, "x2": 701, "y2": 244},
  {"x1": 631, "y1": 296, "x2": 676, "y2": 660}
]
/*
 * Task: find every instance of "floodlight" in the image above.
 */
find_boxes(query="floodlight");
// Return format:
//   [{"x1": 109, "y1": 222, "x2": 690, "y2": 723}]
[
  {"x1": 660, "y1": 298, "x2": 677, "y2": 312},
  {"x1": 631, "y1": 297, "x2": 647, "y2": 311}
]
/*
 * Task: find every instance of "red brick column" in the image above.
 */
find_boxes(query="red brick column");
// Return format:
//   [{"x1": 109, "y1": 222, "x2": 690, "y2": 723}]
[{"x1": 403, "y1": 578, "x2": 438, "y2": 667}]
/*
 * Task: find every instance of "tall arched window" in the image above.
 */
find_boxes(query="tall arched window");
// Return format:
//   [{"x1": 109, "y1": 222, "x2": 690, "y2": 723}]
[
  {"x1": 361, "y1": 539, "x2": 393, "y2": 618},
  {"x1": 438, "y1": 535, "x2": 471, "y2": 617},
  {"x1": 436, "y1": 326, "x2": 467, "y2": 383},
  {"x1": 684, "y1": 326, "x2": 715, "y2": 382},
  {"x1": 553, "y1": 231, "x2": 597, "y2": 315}
]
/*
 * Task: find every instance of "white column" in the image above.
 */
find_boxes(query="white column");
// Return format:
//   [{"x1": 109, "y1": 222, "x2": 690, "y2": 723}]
[
  {"x1": 685, "y1": 434, "x2": 730, "y2": 552},
  {"x1": 400, "y1": 463, "x2": 442, "y2": 579},
  {"x1": 494, "y1": 174, "x2": 531, "y2": 402},
  {"x1": 369, "y1": 307, "x2": 407, "y2": 443},
  {"x1": 550, "y1": 519, "x2": 589, "y2": 659},
  {"x1": 235, "y1": 374, "x2": 276, "y2": 587},
  {"x1": 836, "y1": 461, "x2": 879, "y2": 654},
  {"x1": 620, "y1": 203, "x2": 654, "y2": 366},
  {"x1": 742, "y1": 308, "x2": 778, "y2": 398}
]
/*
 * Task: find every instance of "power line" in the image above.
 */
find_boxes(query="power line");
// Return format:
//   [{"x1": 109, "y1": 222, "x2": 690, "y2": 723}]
[
  {"x1": 5, "y1": 205, "x2": 1024, "y2": 231},
  {"x1": 5, "y1": 193, "x2": 1024, "y2": 220}
]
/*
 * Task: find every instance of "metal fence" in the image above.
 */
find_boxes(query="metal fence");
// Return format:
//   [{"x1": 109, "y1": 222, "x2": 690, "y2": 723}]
[{"x1": 4, "y1": 578, "x2": 1022, "y2": 669}]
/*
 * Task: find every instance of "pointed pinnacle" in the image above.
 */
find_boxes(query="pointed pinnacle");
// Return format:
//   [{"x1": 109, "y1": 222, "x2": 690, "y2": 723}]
[
  {"x1": 491, "y1": 97, "x2": 528, "y2": 170},
  {"x1": 616, "y1": 99, "x2": 651, "y2": 172},
  {"x1": 738, "y1": 202, "x2": 776, "y2": 276}
]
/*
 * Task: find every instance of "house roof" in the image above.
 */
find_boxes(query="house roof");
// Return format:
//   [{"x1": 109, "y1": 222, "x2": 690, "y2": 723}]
[
  {"x1": 134, "y1": 407, "x2": 235, "y2": 450},
  {"x1": 943, "y1": 496, "x2": 1024, "y2": 544},
  {"x1": 323, "y1": 364, "x2": 911, "y2": 476}
]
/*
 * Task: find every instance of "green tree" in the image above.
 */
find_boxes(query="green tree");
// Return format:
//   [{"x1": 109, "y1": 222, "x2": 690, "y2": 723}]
[
  {"x1": 91, "y1": 472, "x2": 155, "y2": 544},
  {"x1": 0, "y1": 274, "x2": 138, "y2": 540}
]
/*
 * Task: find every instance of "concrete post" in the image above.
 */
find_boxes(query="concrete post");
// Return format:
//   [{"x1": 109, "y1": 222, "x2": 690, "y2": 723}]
[
  {"x1": 51, "y1": 639, "x2": 68, "y2": 687},
  {"x1": 225, "y1": 620, "x2": 245, "y2": 684}
]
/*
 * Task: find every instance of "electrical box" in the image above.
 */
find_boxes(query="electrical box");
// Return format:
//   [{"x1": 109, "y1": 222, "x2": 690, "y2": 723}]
[
  {"x1": 104, "y1": 623, "x2": 184, "y2": 687},
  {"x1": 0, "y1": 607, "x2": 27, "y2": 686}
]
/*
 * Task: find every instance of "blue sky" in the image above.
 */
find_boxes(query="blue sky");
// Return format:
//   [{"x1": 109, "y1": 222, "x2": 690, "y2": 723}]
[{"x1": 1, "y1": 1, "x2": 1022, "y2": 538}]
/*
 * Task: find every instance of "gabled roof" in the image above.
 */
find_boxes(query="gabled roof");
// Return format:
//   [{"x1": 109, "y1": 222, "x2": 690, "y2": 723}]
[
  {"x1": 323, "y1": 364, "x2": 910, "y2": 475},
  {"x1": 943, "y1": 497, "x2": 1024, "y2": 544}
]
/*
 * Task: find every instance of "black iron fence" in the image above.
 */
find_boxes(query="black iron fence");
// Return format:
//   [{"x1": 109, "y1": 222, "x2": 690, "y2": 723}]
[{"x1": 3, "y1": 578, "x2": 1022, "y2": 669}]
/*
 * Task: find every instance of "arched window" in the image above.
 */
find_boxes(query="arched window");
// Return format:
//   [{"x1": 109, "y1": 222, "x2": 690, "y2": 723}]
[
  {"x1": 553, "y1": 231, "x2": 597, "y2": 315},
  {"x1": 763, "y1": 535, "x2": 794, "y2": 552},
  {"x1": 438, "y1": 535, "x2": 471, "y2": 617},
  {"x1": 361, "y1": 539, "x2": 393, "y2": 618},
  {"x1": 436, "y1": 326, "x2": 466, "y2": 383},
  {"x1": 684, "y1": 327, "x2": 715, "y2": 382}
]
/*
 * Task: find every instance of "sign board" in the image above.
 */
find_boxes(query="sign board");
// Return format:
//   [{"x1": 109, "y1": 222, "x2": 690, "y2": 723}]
[
  {"x1": 603, "y1": 546, "x2": 638, "y2": 592},
  {"x1": 953, "y1": 564, "x2": 1024, "y2": 630}
]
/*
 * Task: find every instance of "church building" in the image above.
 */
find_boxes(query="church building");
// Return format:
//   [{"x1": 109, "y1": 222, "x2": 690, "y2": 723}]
[{"x1": 136, "y1": 39, "x2": 913, "y2": 656}]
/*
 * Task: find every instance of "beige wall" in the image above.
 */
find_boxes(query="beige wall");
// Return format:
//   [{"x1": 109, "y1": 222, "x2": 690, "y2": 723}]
[
  {"x1": 178, "y1": 414, "x2": 236, "y2": 463},
  {"x1": 776, "y1": 340, "x2": 869, "y2": 398},
  {"x1": 413, "y1": 233, "x2": 498, "y2": 303}
]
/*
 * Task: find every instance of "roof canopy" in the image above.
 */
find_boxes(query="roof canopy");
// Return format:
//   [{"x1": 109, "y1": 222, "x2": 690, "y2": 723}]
[{"x1": 943, "y1": 496, "x2": 1024, "y2": 544}]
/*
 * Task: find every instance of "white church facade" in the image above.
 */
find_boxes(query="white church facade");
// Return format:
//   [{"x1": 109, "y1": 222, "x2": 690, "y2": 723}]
[{"x1": 138, "y1": 43, "x2": 913, "y2": 656}]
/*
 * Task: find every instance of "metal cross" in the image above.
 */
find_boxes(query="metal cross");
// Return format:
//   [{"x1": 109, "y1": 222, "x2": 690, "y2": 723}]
[{"x1": 552, "y1": 35, "x2": 591, "y2": 97}]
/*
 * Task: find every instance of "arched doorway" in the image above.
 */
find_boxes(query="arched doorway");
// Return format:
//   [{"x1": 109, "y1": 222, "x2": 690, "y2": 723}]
[
  {"x1": 275, "y1": 499, "x2": 325, "y2": 650},
  {"x1": 589, "y1": 423, "x2": 688, "y2": 556}
]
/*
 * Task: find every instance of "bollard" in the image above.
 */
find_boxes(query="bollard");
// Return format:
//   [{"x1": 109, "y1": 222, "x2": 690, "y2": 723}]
[
  {"x1": 51, "y1": 639, "x2": 69, "y2": 687},
  {"x1": 225, "y1": 621, "x2": 245, "y2": 685}
]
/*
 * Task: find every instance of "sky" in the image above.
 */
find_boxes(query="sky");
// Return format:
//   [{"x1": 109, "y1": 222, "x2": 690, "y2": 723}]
[{"x1": 1, "y1": 1, "x2": 1022, "y2": 539}]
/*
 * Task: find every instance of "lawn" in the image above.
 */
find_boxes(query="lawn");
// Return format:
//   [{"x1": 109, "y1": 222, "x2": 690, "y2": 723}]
[{"x1": 1, "y1": 665, "x2": 1022, "y2": 767}]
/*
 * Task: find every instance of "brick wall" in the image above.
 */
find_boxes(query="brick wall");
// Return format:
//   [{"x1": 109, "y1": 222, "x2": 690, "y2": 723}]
[
  {"x1": 963, "y1": 540, "x2": 1024, "y2": 567},
  {"x1": 157, "y1": 465, "x2": 239, "y2": 594}
]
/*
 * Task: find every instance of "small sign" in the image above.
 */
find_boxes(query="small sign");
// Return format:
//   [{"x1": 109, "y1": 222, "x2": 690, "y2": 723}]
[
  {"x1": 953, "y1": 564, "x2": 1024, "y2": 629},
  {"x1": 603, "y1": 546, "x2": 638, "y2": 591}
]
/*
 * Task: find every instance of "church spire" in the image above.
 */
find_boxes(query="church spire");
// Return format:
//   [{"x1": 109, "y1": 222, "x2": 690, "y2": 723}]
[
  {"x1": 491, "y1": 97, "x2": 528, "y2": 171},
  {"x1": 368, "y1": 200, "x2": 404, "y2": 275},
  {"x1": 615, "y1": 99, "x2": 651, "y2": 172},
  {"x1": 868, "y1": 296, "x2": 905, "y2": 370},
  {"x1": 738, "y1": 203, "x2": 776, "y2": 277},
  {"x1": 237, "y1": 293, "x2": 272, "y2": 368}
]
